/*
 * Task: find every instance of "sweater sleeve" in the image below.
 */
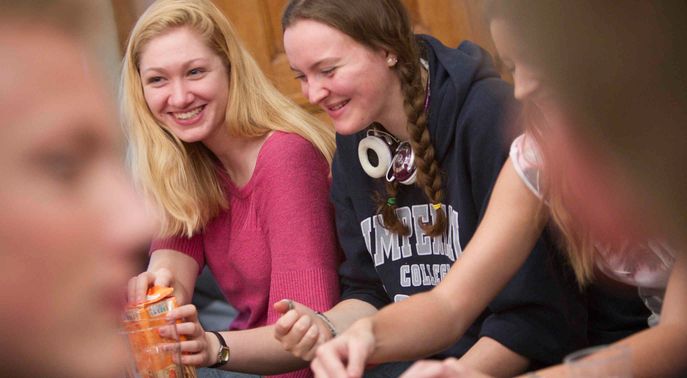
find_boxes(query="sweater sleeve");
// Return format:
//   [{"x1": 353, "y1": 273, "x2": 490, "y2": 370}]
[
  {"x1": 330, "y1": 135, "x2": 391, "y2": 309},
  {"x1": 461, "y1": 78, "x2": 587, "y2": 367},
  {"x1": 150, "y1": 232, "x2": 205, "y2": 273},
  {"x1": 258, "y1": 134, "x2": 341, "y2": 326}
]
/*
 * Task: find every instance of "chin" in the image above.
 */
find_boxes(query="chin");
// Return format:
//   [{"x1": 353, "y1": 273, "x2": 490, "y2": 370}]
[{"x1": 333, "y1": 120, "x2": 367, "y2": 136}]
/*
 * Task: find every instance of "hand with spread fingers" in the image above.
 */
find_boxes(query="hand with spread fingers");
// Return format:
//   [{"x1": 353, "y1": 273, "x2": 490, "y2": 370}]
[{"x1": 274, "y1": 299, "x2": 334, "y2": 361}]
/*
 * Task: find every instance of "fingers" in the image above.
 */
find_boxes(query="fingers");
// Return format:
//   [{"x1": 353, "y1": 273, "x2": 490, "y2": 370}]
[
  {"x1": 312, "y1": 339, "x2": 353, "y2": 378},
  {"x1": 274, "y1": 306, "x2": 301, "y2": 338},
  {"x1": 279, "y1": 313, "x2": 318, "y2": 356},
  {"x1": 292, "y1": 319, "x2": 321, "y2": 360},
  {"x1": 344, "y1": 338, "x2": 369, "y2": 378},
  {"x1": 126, "y1": 268, "x2": 174, "y2": 304},
  {"x1": 127, "y1": 271, "x2": 153, "y2": 304},
  {"x1": 274, "y1": 299, "x2": 295, "y2": 314}
]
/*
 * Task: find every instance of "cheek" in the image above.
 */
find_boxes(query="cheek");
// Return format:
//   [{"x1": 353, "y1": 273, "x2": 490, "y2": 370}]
[{"x1": 142, "y1": 88, "x2": 164, "y2": 116}]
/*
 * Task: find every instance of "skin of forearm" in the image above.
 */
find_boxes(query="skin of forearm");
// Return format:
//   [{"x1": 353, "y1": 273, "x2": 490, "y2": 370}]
[
  {"x1": 460, "y1": 336, "x2": 529, "y2": 377},
  {"x1": 369, "y1": 164, "x2": 547, "y2": 363},
  {"x1": 215, "y1": 299, "x2": 378, "y2": 374},
  {"x1": 325, "y1": 298, "x2": 379, "y2": 334},
  {"x1": 216, "y1": 325, "x2": 309, "y2": 374}
]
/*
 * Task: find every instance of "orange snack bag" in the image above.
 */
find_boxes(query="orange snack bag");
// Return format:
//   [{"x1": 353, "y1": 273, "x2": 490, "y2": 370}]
[{"x1": 124, "y1": 286, "x2": 197, "y2": 378}]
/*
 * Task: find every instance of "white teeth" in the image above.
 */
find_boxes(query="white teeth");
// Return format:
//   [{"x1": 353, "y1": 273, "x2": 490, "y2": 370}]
[
  {"x1": 174, "y1": 106, "x2": 202, "y2": 120},
  {"x1": 329, "y1": 100, "x2": 348, "y2": 111}
]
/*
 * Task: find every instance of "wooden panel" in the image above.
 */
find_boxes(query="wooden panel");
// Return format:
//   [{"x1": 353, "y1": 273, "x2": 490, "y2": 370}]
[{"x1": 111, "y1": 0, "x2": 509, "y2": 122}]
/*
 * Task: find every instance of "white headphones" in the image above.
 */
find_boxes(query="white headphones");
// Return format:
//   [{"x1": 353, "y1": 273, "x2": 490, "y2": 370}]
[{"x1": 358, "y1": 128, "x2": 417, "y2": 185}]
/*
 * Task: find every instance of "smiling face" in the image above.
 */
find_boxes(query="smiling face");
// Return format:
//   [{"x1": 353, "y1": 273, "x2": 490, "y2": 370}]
[
  {"x1": 138, "y1": 26, "x2": 230, "y2": 144},
  {"x1": 283, "y1": 19, "x2": 403, "y2": 136},
  {"x1": 0, "y1": 26, "x2": 152, "y2": 378}
]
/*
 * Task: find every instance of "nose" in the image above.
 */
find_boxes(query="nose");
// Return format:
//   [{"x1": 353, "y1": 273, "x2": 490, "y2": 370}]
[
  {"x1": 169, "y1": 80, "x2": 194, "y2": 109},
  {"x1": 304, "y1": 79, "x2": 329, "y2": 104}
]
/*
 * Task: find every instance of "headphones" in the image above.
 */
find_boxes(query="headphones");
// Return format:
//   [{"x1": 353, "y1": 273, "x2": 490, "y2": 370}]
[{"x1": 358, "y1": 128, "x2": 417, "y2": 185}]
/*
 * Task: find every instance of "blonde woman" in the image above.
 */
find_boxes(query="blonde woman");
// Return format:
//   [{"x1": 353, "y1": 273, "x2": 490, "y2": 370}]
[{"x1": 122, "y1": 1, "x2": 340, "y2": 377}]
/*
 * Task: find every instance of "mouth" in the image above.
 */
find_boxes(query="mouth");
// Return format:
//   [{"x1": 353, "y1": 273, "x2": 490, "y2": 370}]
[
  {"x1": 326, "y1": 99, "x2": 349, "y2": 112},
  {"x1": 172, "y1": 105, "x2": 205, "y2": 120}
]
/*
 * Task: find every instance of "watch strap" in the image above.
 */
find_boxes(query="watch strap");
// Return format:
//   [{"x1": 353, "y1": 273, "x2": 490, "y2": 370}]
[{"x1": 208, "y1": 331, "x2": 229, "y2": 368}]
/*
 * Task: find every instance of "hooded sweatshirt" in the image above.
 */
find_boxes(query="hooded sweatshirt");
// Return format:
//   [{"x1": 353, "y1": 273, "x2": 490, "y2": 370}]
[{"x1": 331, "y1": 35, "x2": 586, "y2": 367}]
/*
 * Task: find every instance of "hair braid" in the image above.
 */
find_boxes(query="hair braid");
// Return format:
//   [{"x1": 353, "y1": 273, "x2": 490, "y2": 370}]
[
  {"x1": 377, "y1": 180, "x2": 409, "y2": 235},
  {"x1": 398, "y1": 50, "x2": 447, "y2": 237}
]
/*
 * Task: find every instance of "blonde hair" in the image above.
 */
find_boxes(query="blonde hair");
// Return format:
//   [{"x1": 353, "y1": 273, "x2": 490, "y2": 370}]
[
  {"x1": 121, "y1": 0, "x2": 335, "y2": 238},
  {"x1": 522, "y1": 104, "x2": 596, "y2": 287}
]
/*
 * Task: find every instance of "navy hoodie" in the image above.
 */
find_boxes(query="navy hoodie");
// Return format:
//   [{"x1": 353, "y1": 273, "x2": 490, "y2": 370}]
[{"x1": 330, "y1": 36, "x2": 586, "y2": 367}]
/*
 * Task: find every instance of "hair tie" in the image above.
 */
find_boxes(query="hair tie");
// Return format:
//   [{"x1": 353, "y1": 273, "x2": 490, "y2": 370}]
[
  {"x1": 432, "y1": 203, "x2": 441, "y2": 210},
  {"x1": 386, "y1": 197, "x2": 397, "y2": 206}
]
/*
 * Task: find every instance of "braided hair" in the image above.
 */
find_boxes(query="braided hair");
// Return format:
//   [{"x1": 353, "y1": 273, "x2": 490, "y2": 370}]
[{"x1": 283, "y1": 0, "x2": 446, "y2": 236}]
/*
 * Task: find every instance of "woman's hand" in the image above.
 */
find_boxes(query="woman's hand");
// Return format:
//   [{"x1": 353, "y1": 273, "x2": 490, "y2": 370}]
[
  {"x1": 399, "y1": 358, "x2": 494, "y2": 378},
  {"x1": 310, "y1": 317, "x2": 375, "y2": 378},
  {"x1": 274, "y1": 299, "x2": 332, "y2": 361},
  {"x1": 161, "y1": 304, "x2": 216, "y2": 367},
  {"x1": 126, "y1": 267, "x2": 174, "y2": 304}
]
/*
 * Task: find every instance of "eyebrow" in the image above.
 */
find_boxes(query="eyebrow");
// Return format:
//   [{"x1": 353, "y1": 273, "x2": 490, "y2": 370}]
[
  {"x1": 141, "y1": 58, "x2": 210, "y2": 75},
  {"x1": 289, "y1": 57, "x2": 339, "y2": 73}
]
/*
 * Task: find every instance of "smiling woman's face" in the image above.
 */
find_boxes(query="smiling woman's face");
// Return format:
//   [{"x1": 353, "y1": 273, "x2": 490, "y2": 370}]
[
  {"x1": 138, "y1": 26, "x2": 230, "y2": 144},
  {"x1": 0, "y1": 25, "x2": 152, "y2": 378},
  {"x1": 283, "y1": 19, "x2": 402, "y2": 136}
]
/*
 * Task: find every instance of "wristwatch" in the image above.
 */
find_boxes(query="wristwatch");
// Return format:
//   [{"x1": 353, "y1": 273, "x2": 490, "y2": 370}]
[{"x1": 208, "y1": 331, "x2": 230, "y2": 368}]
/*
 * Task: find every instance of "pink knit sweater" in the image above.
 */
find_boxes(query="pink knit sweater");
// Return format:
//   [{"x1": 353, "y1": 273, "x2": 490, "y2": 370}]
[{"x1": 151, "y1": 132, "x2": 341, "y2": 377}]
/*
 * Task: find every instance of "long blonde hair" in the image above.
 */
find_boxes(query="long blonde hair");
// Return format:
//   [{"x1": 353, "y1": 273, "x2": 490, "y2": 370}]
[
  {"x1": 121, "y1": 0, "x2": 335, "y2": 238},
  {"x1": 523, "y1": 104, "x2": 597, "y2": 287}
]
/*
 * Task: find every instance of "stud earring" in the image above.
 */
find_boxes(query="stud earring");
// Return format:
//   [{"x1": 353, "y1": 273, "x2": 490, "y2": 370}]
[{"x1": 387, "y1": 56, "x2": 398, "y2": 67}]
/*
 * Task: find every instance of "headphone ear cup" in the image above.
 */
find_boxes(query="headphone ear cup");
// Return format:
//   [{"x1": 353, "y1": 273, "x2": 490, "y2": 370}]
[{"x1": 358, "y1": 136, "x2": 393, "y2": 178}]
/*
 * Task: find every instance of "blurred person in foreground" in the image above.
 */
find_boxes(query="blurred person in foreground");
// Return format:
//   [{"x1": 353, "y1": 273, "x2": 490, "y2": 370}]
[
  {"x1": 394, "y1": 1, "x2": 687, "y2": 377},
  {"x1": 499, "y1": 1, "x2": 687, "y2": 251},
  {"x1": 0, "y1": 1, "x2": 152, "y2": 378}
]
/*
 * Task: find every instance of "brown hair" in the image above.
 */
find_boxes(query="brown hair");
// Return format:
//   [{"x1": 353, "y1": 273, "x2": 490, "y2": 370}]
[{"x1": 283, "y1": 0, "x2": 446, "y2": 236}]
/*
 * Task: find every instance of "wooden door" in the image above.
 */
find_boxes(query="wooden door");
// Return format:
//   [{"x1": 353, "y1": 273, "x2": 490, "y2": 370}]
[{"x1": 113, "y1": 0, "x2": 506, "y2": 121}]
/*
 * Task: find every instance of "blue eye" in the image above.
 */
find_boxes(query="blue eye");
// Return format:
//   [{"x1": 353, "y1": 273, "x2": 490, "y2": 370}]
[
  {"x1": 189, "y1": 67, "x2": 205, "y2": 76},
  {"x1": 146, "y1": 76, "x2": 164, "y2": 85}
]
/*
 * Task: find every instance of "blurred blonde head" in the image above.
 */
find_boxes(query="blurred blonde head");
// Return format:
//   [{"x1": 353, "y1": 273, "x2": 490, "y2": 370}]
[
  {"x1": 122, "y1": 0, "x2": 335, "y2": 237},
  {"x1": 0, "y1": 1, "x2": 151, "y2": 377}
]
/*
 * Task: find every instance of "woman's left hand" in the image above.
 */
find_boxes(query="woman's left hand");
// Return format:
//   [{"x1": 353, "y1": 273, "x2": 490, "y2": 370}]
[
  {"x1": 161, "y1": 304, "x2": 215, "y2": 367},
  {"x1": 399, "y1": 358, "x2": 494, "y2": 378}
]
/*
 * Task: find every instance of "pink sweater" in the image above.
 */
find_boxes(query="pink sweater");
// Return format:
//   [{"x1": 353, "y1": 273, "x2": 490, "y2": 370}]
[{"x1": 151, "y1": 132, "x2": 341, "y2": 377}]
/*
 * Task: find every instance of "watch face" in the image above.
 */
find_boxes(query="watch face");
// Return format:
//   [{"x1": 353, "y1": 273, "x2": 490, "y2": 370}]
[{"x1": 218, "y1": 346, "x2": 230, "y2": 363}]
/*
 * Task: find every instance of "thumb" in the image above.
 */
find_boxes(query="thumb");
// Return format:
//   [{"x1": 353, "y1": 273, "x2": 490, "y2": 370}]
[{"x1": 273, "y1": 299, "x2": 296, "y2": 315}]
